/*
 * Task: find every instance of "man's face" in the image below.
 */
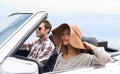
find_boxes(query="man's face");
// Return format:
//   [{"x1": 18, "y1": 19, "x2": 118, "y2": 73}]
[{"x1": 36, "y1": 23, "x2": 48, "y2": 38}]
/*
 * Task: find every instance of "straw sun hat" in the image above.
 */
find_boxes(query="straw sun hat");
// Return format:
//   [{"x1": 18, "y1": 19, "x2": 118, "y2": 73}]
[{"x1": 52, "y1": 23, "x2": 85, "y2": 50}]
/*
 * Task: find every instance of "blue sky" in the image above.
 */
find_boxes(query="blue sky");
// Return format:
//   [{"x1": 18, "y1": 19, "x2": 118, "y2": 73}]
[{"x1": 0, "y1": 0, "x2": 120, "y2": 48}]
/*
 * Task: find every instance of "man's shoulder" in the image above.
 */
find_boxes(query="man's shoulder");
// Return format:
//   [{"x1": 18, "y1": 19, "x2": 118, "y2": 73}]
[
  {"x1": 44, "y1": 38, "x2": 55, "y2": 46},
  {"x1": 47, "y1": 37, "x2": 54, "y2": 43}
]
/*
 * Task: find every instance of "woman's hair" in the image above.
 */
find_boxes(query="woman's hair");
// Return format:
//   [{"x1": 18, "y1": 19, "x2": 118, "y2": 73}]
[{"x1": 59, "y1": 42, "x2": 82, "y2": 54}]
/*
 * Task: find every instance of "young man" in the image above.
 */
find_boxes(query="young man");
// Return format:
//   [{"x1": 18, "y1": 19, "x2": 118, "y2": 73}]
[{"x1": 24, "y1": 20, "x2": 55, "y2": 66}]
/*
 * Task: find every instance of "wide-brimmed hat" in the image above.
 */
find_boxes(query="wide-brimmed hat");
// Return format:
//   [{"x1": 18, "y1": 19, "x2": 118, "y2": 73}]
[{"x1": 52, "y1": 23, "x2": 85, "y2": 50}]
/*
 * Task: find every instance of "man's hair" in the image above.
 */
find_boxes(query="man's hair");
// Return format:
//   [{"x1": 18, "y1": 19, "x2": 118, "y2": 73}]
[{"x1": 43, "y1": 20, "x2": 52, "y2": 34}]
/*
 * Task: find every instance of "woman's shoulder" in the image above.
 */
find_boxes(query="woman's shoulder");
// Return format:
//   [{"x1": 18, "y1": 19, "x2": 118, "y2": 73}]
[
  {"x1": 78, "y1": 53, "x2": 93, "y2": 59},
  {"x1": 57, "y1": 53, "x2": 63, "y2": 59},
  {"x1": 79, "y1": 53, "x2": 90, "y2": 56}
]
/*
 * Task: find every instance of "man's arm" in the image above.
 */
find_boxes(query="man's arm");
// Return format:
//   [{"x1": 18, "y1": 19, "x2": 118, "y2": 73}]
[{"x1": 20, "y1": 42, "x2": 35, "y2": 50}]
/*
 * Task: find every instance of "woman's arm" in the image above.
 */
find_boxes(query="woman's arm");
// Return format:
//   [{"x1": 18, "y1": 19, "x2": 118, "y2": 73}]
[{"x1": 83, "y1": 42, "x2": 111, "y2": 64}]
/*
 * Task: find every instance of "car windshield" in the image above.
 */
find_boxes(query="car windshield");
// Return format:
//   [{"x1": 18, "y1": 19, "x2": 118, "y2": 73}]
[{"x1": 0, "y1": 13, "x2": 32, "y2": 45}]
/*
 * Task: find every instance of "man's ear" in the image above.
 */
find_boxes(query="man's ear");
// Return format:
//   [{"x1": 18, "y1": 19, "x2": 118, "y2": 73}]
[{"x1": 46, "y1": 28, "x2": 50, "y2": 34}]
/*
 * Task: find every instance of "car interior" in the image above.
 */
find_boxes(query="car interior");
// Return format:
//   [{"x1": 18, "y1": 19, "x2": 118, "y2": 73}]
[{"x1": 13, "y1": 33, "x2": 118, "y2": 73}]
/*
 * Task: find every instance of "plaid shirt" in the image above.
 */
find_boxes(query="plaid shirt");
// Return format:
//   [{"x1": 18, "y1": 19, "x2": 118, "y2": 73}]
[{"x1": 27, "y1": 38, "x2": 55, "y2": 66}]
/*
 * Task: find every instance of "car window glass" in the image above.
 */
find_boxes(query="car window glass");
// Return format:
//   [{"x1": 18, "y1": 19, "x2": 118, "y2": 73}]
[{"x1": 0, "y1": 13, "x2": 32, "y2": 45}]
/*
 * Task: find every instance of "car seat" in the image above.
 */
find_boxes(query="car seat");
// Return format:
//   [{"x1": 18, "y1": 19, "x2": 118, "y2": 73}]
[{"x1": 43, "y1": 34, "x2": 58, "y2": 72}]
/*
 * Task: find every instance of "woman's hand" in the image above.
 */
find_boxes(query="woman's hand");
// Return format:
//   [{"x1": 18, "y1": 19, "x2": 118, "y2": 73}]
[{"x1": 83, "y1": 41, "x2": 97, "y2": 50}]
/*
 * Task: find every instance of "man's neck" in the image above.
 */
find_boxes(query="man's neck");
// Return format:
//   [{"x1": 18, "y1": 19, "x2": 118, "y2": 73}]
[{"x1": 40, "y1": 34, "x2": 48, "y2": 41}]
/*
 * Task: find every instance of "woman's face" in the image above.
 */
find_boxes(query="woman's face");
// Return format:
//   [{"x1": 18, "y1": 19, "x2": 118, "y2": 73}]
[{"x1": 61, "y1": 28, "x2": 70, "y2": 45}]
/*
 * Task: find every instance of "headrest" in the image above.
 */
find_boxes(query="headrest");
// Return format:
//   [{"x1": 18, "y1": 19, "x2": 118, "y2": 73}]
[{"x1": 81, "y1": 36, "x2": 98, "y2": 46}]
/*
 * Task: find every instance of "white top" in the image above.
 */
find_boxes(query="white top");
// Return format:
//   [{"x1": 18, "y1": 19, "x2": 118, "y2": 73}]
[{"x1": 53, "y1": 47, "x2": 111, "y2": 71}]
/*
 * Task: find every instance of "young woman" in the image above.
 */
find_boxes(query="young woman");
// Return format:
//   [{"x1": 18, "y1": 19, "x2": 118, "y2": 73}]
[{"x1": 52, "y1": 23, "x2": 111, "y2": 71}]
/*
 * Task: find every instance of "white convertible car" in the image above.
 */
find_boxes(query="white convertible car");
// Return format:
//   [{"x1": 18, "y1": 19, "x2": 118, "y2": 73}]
[{"x1": 0, "y1": 11, "x2": 120, "y2": 74}]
